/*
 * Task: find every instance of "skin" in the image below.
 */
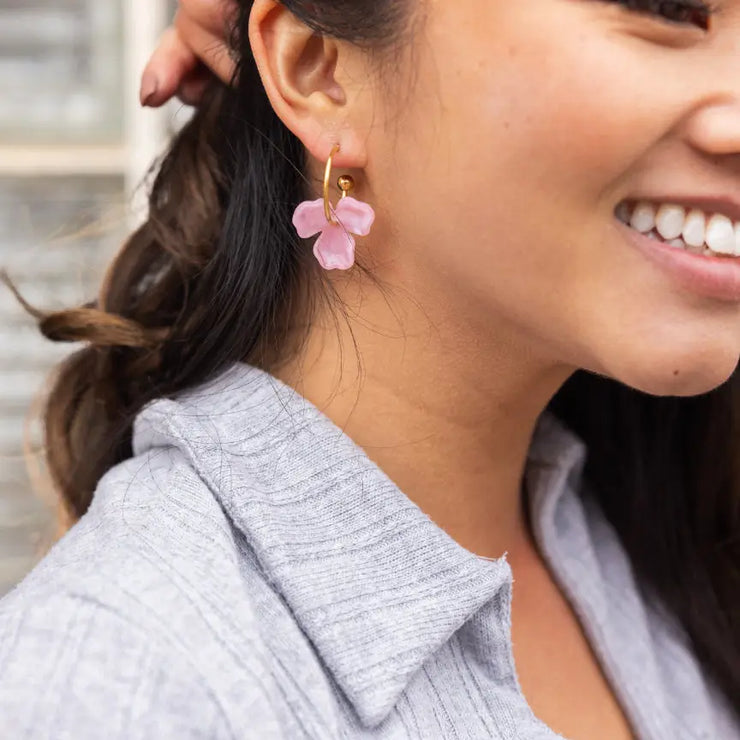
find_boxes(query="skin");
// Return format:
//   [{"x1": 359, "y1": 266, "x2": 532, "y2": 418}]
[
  {"x1": 142, "y1": 1, "x2": 740, "y2": 736},
  {"x1": 140, "y1": 0, "x2": 236, "y2": 105}
]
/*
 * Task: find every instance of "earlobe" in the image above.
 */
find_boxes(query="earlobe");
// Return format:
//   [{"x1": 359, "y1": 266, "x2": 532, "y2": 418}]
[{"x1": 248, "y1": 0, "x2": 366, "y2": 169}]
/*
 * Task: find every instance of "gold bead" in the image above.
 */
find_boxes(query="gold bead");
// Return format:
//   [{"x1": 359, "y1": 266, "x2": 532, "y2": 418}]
[{"x1": 337, "y1": 175, "x2": 354, "y2": 194}]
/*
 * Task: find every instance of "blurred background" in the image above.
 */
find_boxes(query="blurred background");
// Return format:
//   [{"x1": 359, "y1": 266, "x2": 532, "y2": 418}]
[{"x1": 0, "y1": 0, "x2": 190, "y2": 595}]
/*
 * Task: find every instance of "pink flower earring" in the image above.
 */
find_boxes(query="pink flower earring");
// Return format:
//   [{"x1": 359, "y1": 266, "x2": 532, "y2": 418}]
[{"x1": 291, "y1": 143, "x2": 375, "y2": 270}]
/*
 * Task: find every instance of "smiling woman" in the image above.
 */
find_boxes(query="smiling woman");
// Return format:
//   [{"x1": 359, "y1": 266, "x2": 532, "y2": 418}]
[{"x1": 0, "y1": 0, "x2": 739, "y2": 738}]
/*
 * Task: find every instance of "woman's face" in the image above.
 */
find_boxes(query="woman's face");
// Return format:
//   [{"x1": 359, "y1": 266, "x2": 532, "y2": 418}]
[{"x1": 359, "y1": 0, "x2": 740, "y2": 396}]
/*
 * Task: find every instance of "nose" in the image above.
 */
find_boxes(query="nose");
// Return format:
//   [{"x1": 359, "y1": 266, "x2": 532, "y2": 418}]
[
  {"x1": 682, "y1": 24, "x2": 740, "y2": 159},
  {"x1": 684, "y1": 97, "x2": 740, "y2": 158}
]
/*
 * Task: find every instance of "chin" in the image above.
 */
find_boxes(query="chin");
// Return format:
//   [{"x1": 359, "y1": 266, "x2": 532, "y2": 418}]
[
  {"x1": 591, "y1": 344, "x2": 740, "y2": 398},
  {"x1": 624, "y1": 360, "x2": 738, "y2": 398}
]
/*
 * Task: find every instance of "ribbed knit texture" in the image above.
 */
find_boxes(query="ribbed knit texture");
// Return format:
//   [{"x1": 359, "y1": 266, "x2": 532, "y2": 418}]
[{"x1": 0, "y1": 361, "x2": 737, "y2": 739}]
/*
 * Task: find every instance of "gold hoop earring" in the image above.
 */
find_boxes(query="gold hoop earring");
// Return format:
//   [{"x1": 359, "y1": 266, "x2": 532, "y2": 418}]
[
  {"x1": 292, "y1": 142, "x2": 376, "y2": 271},
  {"x1": 323, "y1": 143, "x2": 355, "y2": 225}
]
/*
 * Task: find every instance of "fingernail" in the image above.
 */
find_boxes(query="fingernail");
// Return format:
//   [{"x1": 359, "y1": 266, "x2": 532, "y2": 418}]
[{"x1": 139, "y1": 70, "x2": 159, "y2": 106}]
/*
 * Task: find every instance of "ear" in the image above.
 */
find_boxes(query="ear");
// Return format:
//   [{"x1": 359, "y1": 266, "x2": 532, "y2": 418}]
[{"x1": 248, "y1": 0, "x2": 369, "y2": 170}]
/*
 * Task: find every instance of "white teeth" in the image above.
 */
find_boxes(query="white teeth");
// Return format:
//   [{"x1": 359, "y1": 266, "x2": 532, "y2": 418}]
[
  {"x1": 681, "y1": 209, "x2": 706, "y2": 249},
  {"x1": 619, "y1": 199, "x2": 740, "y2": 256},
  {"x1": 705, "y1": 213, "x2": 736, "y2": 255},
  {"x1": 629, "y1": 202, "x2": 656, "y2": 233},
  {"x1": 655, "y1": 204, "x2": 686, "y2": 241}
]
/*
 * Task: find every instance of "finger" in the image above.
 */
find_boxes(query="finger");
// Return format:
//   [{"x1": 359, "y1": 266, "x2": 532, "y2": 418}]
[
  {"x1": 140, "y1": 26, "x2": 199, "y2": 107},
  {"x1": 174, "y1": 9, "x2": 236, "y2": 85},
  {"x1": 178, "y1": 0, "x2": 237, "y2": 37}
]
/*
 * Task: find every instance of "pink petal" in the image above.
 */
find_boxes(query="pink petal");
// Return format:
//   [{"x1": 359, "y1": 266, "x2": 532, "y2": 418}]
[
  {"x1": 292, "y1": 198, "x2": 328, "y2": 238},
  {"x1": 334, "y1": 197, "x2": 375, "y2": 236},
  {"x1": 313, "y1": 223, "x2": 356, "y2": 270}
]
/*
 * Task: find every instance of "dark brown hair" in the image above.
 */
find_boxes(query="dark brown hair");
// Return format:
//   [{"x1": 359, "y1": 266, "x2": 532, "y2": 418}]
[{"x1": 9, "y1": 0, "x2": 740, "y2": 718}]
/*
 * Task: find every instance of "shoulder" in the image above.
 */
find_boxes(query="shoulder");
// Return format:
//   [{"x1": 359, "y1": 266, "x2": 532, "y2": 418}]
[
  {"x1": 0, "y1": 448, "x2": 283, "y2": 739},
  {"x1": 0, "y1": 589, "x2": 238, "y2": 739},
  {"x1": 6, "y1": 445, "x2": 242, "y2": 617}
]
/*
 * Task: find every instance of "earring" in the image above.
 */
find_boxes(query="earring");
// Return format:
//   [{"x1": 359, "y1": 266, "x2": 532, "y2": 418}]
[{"x1": 291, "y1": 143, "x2": 375, "y2": 270}]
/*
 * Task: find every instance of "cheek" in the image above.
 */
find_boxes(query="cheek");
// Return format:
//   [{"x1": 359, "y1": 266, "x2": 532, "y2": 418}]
[
  {"x1": 384, "y1": 20, "x2": 624, "y2": 282},
  {"x1": 400, "y1": 2, "x2": 686, "y2": 223},
  {"x1": 386, "y1": 8, "x2": 677, "y2": 276},
  {"x1": 433, "y1": 39, "x2": 660, "y2": 211}
]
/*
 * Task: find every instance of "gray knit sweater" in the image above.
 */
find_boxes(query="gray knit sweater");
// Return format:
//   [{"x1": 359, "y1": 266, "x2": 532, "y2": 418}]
[{"x1": 0, "y1": 362, "x2": 737, "y2": 739}]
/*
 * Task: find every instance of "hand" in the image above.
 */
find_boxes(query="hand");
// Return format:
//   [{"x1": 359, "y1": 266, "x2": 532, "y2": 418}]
[{"x1": 140, "y1": 0, "x2": 237, "y2": 108}]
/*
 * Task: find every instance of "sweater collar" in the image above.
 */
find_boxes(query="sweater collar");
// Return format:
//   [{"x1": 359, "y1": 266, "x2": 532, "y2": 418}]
[{"x1": 133, "y1": 361, "x2": 588, "y2": 728}]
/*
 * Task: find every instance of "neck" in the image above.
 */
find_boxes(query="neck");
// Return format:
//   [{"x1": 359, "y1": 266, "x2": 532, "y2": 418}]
[{"x1": 271, "y1": 272, "x2": 574, "y2": 560}]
